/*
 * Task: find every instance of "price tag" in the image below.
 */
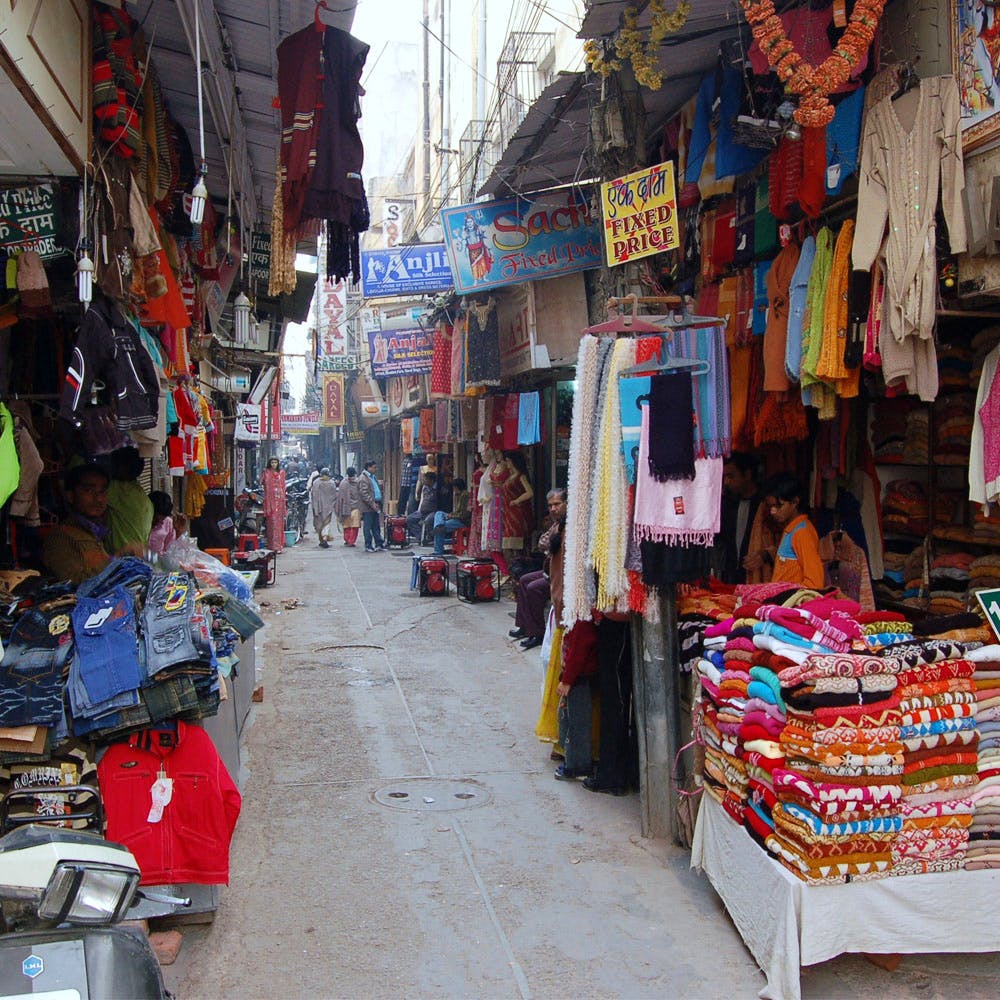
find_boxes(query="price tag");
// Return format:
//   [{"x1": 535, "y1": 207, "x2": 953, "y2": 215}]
[{"x1": 147, "y1": 777, "x2": 173, "y2": 823}]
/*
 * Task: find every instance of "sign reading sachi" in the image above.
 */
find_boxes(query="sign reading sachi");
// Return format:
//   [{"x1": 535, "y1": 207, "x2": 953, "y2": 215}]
[
  {"x1": 360, "y1": 244, "x2": 452, "y2": 298},
  {"x1": 440, "y1": 192, "x2": 601, "y2": 294},
  {"x1": 367, "y1": 326, "x2": 433, "y2": 378},
  {"x1": 601, "y1": 161, "x2": 679, "y2": 267}
]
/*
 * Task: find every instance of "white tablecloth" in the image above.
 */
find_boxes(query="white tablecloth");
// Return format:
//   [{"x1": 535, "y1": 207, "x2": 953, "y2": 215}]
[{"x1": 690, "y1": 795, "x2": 1000, "y2": 1000}]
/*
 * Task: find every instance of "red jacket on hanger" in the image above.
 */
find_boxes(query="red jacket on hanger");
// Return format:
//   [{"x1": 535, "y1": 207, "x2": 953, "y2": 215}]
[{"x1": 98, "y1": 722, "x2": 241, "y2": 885}]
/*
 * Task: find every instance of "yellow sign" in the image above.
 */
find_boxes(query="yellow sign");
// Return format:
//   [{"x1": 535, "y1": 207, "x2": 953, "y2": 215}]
[{"x1": 601, "y1": 161, "x2": 679, "y2": 267}]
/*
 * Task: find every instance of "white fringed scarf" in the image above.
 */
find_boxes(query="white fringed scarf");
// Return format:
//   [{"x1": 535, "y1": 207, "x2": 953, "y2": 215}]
[
  {"x1": 561, "y1": 335, "x2": 606, "y2": 627},
  {"x1": 588, "y1": 338, "x2": 635, "y2": 612}
]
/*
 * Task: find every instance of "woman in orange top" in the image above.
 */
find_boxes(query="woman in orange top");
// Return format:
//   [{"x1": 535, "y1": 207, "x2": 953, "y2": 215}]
[{"x1": 762, "y1": 475, "x2": 824, "y2": 589}]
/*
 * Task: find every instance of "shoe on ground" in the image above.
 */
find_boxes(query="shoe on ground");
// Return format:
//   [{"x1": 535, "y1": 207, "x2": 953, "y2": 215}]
[
  {"x1": 549, "y1": 749, "x2": 565, "y2": 762},
  {"x1": 509, "y1": 628, "x2": 526, "y2": 639},
  {"x1": 319, "y1": 541, "x2": 330, "y2": 548},
  {"x1": 553, "y1": 765, "x2": 588, "y2": 782},
  {"x1": 520, "y1": 635, "x2": 543, "y2": 650},
  {"x1": 582, "y1": 776, "x2": 628, "y2": 796},
  {"x1": 365, "y1": 546, "x2": 376, "y2": 552}
]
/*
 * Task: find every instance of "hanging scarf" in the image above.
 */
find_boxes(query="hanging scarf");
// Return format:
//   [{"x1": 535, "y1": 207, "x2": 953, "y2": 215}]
[
  {"x1": 648, "y1": 372, "x2": 696, "y2": 481},
  {"x1": 590, "y1": 338, "x2": 636, "y2": 613},
  {"x1": 517, "y1": 391, "x2": 540, "y2": 445},
  {"x1": 664, "y1": 324, "x2": 731, "y2": 457},
  {"x1": 562, "y1": 336, "x2": 608, "y2": 627},
  {"x1": 634, "y1": 407, "x2": 723, "y2": 545},
  {"x1": 618, "y1": 375, "x2": 650, "y2": 483}
]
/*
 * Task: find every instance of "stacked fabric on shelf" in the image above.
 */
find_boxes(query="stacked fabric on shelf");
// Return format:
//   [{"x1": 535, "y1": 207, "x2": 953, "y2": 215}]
[
  {"x1": 965, "y1": 646, "x2": 1000, "y2": 869},
  {"x1": 969, "y1": 554, "x2": 1000, "y2": 593},
  {"x1": 882, "y1": 480, "x2": 929, "y2": 538},
  {"x1": 715, "y1": 619, "x2": 754, "y2": 822},
  {"x1": 768, "y1": 651, "x2": 904, "y2": 883},
  {"x1": 894, "y1": 657, "x2": 977, "y2": 874},
  {"x1": 696, "y1": 621, "x2": 735, "y2": 811},
  {"x1": 932, "y1": 390, "x2": 974, "y2": 465},
  {"x1": 901, "y1": 407, "x2": 930, "y2": 466}
]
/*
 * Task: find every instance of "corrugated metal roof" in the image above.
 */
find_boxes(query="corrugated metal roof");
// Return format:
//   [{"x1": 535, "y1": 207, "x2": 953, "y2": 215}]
[{"x1": 132, "y1": 0, "x2": 358, "y2": 230}]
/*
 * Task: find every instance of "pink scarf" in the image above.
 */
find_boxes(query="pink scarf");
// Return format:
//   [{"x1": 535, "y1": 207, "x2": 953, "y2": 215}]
[{"x1": 633, "y1": 408, "x2": 722, "y2": 545}]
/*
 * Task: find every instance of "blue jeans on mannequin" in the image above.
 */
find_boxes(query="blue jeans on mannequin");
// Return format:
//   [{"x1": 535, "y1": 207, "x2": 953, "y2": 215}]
[
  {"x1": 557, "y1": 681, "x2": 593, "y2": 775},
  {"x1": 362, "y1": 510, "x2": 384, "y2": 550}
]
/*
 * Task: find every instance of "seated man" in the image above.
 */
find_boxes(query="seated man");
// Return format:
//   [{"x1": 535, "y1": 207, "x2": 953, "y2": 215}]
[
  {"x1": 510, "y1": 488, "x2": 566, "y2": 650},
  {"x1": 432, "y1": 478, "x2": 471, "y2": 554},
  {"x1": 406, "y1": 470, "x2": 438, "y2": 544},
  {"x1": 43, "y1": 464, "x2": 143, "y2": 584}
]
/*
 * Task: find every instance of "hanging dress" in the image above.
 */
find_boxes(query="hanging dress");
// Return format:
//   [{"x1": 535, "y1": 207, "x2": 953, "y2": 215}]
[{"x1": 466, "y1": 298, "x2": 500, "y2": 389}]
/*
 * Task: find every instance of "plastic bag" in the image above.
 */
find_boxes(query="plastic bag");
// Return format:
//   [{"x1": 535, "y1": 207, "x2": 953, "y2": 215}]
[{"x1": 159, "y1": 534, "x2": 255, "y2": 605}]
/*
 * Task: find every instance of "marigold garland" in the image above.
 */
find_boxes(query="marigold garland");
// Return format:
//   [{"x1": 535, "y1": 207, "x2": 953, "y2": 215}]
[
  {"x1": 584, "y1": 0, "x2": 691, "y2": 91},
  {"x1": 740, "y1": 0, "x2": 886, "y2": 125}
]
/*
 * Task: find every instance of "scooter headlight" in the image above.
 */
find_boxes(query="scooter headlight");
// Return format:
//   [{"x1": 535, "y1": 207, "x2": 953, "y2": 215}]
[{"x1": 38, "y1": 862, "x2": 139, "y2": 925}]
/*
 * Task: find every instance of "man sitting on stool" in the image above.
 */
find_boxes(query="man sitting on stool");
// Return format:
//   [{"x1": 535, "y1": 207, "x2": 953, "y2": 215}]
[
  {"x1": 510, "y1": 488, "x2": 566, "y2": 650},
  {"x1": 407, "y1": 470, "x2": 438, "y2": 544},
  {"x1": 432, "y1": 478, "x2": 470, "y2": 554}
]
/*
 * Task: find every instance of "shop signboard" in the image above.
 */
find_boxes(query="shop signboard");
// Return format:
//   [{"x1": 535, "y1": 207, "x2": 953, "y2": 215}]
[
  {"x1": 600, "y1": 161, "x2": 679, "y2": 268},
  {"x1": 977, "y1": 588, "x2": 1000, "y2": 641},
  {"x1": 366, "y1": 326, "x2": 433, "y2": 378},
  {"x1": 317, "y1": 276, "x2": 349, "y2": 359},
  {"x1": 320, "y1": 373, "x2": 346, "y2": 427},
  {"x1": 0, "y1": 184, "x2": 62, "y2": 259},
  {"x1": 234, "y1": 403, "x2": 262, "y2": 442},
  {"x1": 250, "y1": 232, "x2": 271, "y2": 283},
  {"x1": 360, "y1": 244, "x2": 452, "y2": 298},
  {"x1": 440, "y1": 191, "x2": 601, "y2": 294},
  {"x1": 498, "y1": 284, "x2": 535, "y2": 378},
  {"x1": 317, "y1": 354, "x2": 359, "y2": 372},
  {"x1": 282, "y1": 412, "x2": 320, "y2": 435}
]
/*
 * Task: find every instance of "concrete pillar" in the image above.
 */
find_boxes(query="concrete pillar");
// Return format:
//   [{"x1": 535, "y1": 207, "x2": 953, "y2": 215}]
[{"x1": 631, "y1": 587, "x2": 681, "y2": 841}]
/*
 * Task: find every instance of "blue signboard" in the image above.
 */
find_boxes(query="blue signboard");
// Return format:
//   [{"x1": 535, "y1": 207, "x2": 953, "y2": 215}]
[
  {"x1": 360, "y1": 244, "x2": 453, "y2": 298},
  {"x1": 367, "y1": 326, "x2": 434, "y2": 378},
  {"x1": 440, "y1": 191, "x2": 601, "y2": 295}
]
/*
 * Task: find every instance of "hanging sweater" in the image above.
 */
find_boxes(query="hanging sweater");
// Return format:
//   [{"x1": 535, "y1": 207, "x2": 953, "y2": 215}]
[
  {"x1": 763, "y1": 242, "x2": 801, "y2": 392},
  {"x1": 852, "y1": 77, "x2": 966, "y2": 345},
  {"x1": 786, "y1": 235, "x2": 816, "y2": 383},
  {"x1": 800, "y1": 227, "x2": 835, "y2": 417},
  {"x1": 970, "y1": 343, "x2": 1000, "y2": 510},
  {"x1": 818, "y1": 220, "x2": 859, "y2": 398}
]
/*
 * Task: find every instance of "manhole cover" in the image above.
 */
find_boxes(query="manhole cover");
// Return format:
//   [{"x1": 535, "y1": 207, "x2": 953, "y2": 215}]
[{"x1": 372, "y1": 777, "x2": 492, "y2": 812}]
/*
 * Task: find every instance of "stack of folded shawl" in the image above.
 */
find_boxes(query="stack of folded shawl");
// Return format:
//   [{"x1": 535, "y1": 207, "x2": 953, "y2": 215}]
[
  {"x1": 768, "y1": 650, "x2": 903, "y2": 883},
  {"x1": 882, "y1": 480, "x2": 929, "y2": 538},
  {"x1": 696, "y1": 627, "x2": 733, "y2": 811},
  {"x1": 894, "y1": 646, "x2": 978, "y2": 874},
  {"x1": 714, "y1": 621, "x2": 753, "y2": 822},
  {"x1": 965, "y1": 646, "x2": 1000, "y2": 869}
]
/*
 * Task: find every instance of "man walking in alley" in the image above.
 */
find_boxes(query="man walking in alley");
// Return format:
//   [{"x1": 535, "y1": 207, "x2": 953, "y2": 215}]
[
  {"x1": 358, "y1": 460, "x2": 386, "y2": 552},
  {"x1": 310, "y1": 468, "x2": 337, "y2": 548}
]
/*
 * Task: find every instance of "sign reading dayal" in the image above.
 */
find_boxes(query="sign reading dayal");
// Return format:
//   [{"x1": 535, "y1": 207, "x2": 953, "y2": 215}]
[
  {"x1": 360, "y1": 244, "x2": 452, "y2": 299},
  {"x1": 320, "y1": 374, "x2": 346, "y2": 427},
  {"x1": 977, "y1": 588, "x2": 1000, "y2": 641},
  {"x1": 440, "y1": 191, "x2": 601, "y2": 295},
  {"x1": 601, "y1": 161, "x2": 679, "y2": 267},
  {"x1": 0, "y1": 184, "x2": 62, "y2": 260}
]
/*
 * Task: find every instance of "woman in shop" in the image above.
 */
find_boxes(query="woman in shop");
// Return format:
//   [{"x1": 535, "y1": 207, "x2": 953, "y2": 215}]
[
  {"x1": 42, "y1": 464, "x2": 143, "y2": 584},
  {"x1": 761, "y1": 474, "x2": 824, "y2": 590},
  {"x1": 334, "y1": 467, "x2": 362, "y2": 547},
  {"x1": 262, "y1": 456, "x2": 286, "y2": 553}
]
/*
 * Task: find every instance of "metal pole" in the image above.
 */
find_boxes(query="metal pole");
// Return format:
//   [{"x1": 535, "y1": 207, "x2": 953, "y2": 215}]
[{"x1": 422, "y1": 0, "x2": 431, "y2": 228}]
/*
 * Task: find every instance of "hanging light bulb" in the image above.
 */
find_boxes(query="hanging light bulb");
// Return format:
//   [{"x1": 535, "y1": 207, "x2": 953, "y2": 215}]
[
  {"x1": 189, "y1": 166, "x2": 208, "y2": 225},
  {"x1": 77, "y1": 241, "x2": 94, "y2": 304},
  {"x1": 233, "y1": 289, "x2": 251, "y2": 344}
]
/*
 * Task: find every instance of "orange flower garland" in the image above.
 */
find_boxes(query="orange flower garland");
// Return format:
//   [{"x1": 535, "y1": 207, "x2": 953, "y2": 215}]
[{"x1": 740, "y1": 0, "x2": 886, "y2": 125}]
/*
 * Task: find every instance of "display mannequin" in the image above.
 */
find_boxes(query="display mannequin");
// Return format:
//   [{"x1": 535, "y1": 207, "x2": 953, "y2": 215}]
[
  {"x1": 262, "y1": 457, "x2": 287, "y2": 553},
  {"x1": 501, "y1": 451, "x2": 534, "y2": 560},
  {"x1": 477, "y1": 447, "x2": 508, "y2": 574}
]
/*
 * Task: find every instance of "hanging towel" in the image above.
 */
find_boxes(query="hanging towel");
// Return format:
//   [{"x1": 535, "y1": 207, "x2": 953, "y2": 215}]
[
  {"x1": 435, "y1": 401, "x2": 448, "y2": 442},
  {"x1": 634, "y1": 407, "x2": 722, "y2": 545},
  {"x1": 618, "y1": 375, "x2": 651, "y2": 483},
  {"x1": 502, "y1": 393, "x2": 520, "y2": 450},
  {"x1": 517, "y1": 391, "x2": 541, "y2": 445},
  {"x1": 401, "y1": 417, "x2": 415, "y2": 455},
  {"x1": 648, "y1": 372, "x2": 696, "y2": 481}
]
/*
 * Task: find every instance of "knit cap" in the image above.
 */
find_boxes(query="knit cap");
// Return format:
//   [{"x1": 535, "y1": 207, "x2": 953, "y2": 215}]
[{"x1": 16, "y1": 251, "x2": 51, "y2": 317}]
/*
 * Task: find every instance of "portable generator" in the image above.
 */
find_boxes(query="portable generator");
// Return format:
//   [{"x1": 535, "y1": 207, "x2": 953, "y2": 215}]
[
  {"x1": 456, "y1": 559, "x2": 501, "y2": 603},
  {"x1": 385, "y1": 515, "x2": 409, "y2": 548},
  {"x1": 418, "y1": 556, "x2": 449, "y2": 596}
]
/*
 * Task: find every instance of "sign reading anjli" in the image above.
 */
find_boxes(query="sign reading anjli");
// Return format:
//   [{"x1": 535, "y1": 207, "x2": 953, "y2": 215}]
[
  {"x1": 601, "y1": 161, "x2": 679, "y2": 267},
  {"x1": 440, "y1": 191, "x2": 601, "y2": 294},
  {"x1": 360, "y1": 244, "x2": 453, "y2": 299}
]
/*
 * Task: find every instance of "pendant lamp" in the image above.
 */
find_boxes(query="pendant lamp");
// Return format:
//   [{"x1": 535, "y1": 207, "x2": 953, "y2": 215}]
[
  {"x1": 77, "y1": 241, "x2": 94, "y2": 303},
  {"x1": 233, "y1": 290, "x2": 251, "y2": 344},
  {"x1": 189, "y1": 0, "x2": 208, "y2": 225}
]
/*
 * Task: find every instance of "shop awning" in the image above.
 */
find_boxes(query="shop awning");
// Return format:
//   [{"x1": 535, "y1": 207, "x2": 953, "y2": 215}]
[{"x1": 478, "y1": 0, "x2": 748, "y2": 198}]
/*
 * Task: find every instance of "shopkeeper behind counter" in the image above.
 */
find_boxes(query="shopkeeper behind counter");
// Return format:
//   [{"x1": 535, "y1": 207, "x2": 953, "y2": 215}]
[
  {"x1": 762, "y1": 474, "x2": 824, "y2": 590},
  {"x1": 42, "y1": 465, "x2": 144, "y2": 584}
]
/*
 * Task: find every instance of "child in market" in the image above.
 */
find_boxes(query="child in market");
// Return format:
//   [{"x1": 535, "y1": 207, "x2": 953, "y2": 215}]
[
  {"x1": 148, "y1": 490, "x2": 187, "y2": 555},
  {"x1": 761, "y1": 474, "x2": 824, "y2": 590}
]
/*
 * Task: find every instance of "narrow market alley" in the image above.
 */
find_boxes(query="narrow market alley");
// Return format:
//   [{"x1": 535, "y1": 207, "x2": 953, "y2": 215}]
[{"x1": 165, "y1": 542, "x2": 1000, "y2": 999}]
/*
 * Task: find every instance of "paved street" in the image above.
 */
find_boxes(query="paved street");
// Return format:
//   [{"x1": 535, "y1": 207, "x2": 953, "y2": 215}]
[{"x1": 165, "y1": 540, "x2": 1000, "y2": 999}]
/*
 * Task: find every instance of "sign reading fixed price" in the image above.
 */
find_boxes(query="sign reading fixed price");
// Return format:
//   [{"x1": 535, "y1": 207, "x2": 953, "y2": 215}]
[
  {"x1": 250, "y1": 232, "x2": 271, "y2": 282},
  {"x1": 600, "y1": 161, "x2": 679, "y2": 267},
  {"x1": 0, "y1": 184, "x2": 63, "y2": 259}
]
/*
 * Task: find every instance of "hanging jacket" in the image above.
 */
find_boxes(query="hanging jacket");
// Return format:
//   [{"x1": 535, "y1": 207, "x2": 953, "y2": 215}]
[
  {"x1": 97, "y1": 722, "x2": 241, "y2": 885},
  {"x1": 60, "y1": 297, "x2": 160, "y2": 431}
]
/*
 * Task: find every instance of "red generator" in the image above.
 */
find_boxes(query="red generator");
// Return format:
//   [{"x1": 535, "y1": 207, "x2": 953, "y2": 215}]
[
  {"x1": 418, "y1": 556, "x2": 449, "y2": 596},
  {"x1": 456, "y1": 559, "x2": 501, "y2": 603},
  {"x1": 385, "y1": 515, "x2": 409, "y2": 548}
]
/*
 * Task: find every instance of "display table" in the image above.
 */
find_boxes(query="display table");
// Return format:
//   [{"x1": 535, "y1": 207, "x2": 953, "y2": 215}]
[{"x1": 691, "y1": 794, "x2": 1000, "y2": 1000}]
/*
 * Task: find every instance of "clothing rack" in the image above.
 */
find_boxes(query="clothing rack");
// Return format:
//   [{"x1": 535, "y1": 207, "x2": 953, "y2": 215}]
[{"x1": 607, "y1": 295, "x2": 683, "y2": 308}]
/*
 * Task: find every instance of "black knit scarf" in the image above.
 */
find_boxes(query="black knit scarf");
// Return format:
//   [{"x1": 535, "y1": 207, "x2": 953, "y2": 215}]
[{"x1": 648, "y1": 371, "x2": 696, "y2": 481}]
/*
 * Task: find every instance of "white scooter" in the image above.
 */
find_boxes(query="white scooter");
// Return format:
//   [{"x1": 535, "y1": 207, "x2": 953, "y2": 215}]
[{"x1": 0, "y1": 786, "x2": 187, "y2": 999}]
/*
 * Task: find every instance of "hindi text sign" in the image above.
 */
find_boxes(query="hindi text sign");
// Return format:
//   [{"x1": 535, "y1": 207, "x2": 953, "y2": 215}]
[{"x1": 600, "y1": 162, "x2": 679, "y2": 267}]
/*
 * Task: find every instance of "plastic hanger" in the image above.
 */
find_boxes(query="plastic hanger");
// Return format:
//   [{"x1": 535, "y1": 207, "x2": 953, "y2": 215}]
[
  {"x1": 891, "y1": 60, "x2": 919, "y2": 101},
  {"x1": 619, "y1": 354, "x2": 711, "y2": 378}
]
